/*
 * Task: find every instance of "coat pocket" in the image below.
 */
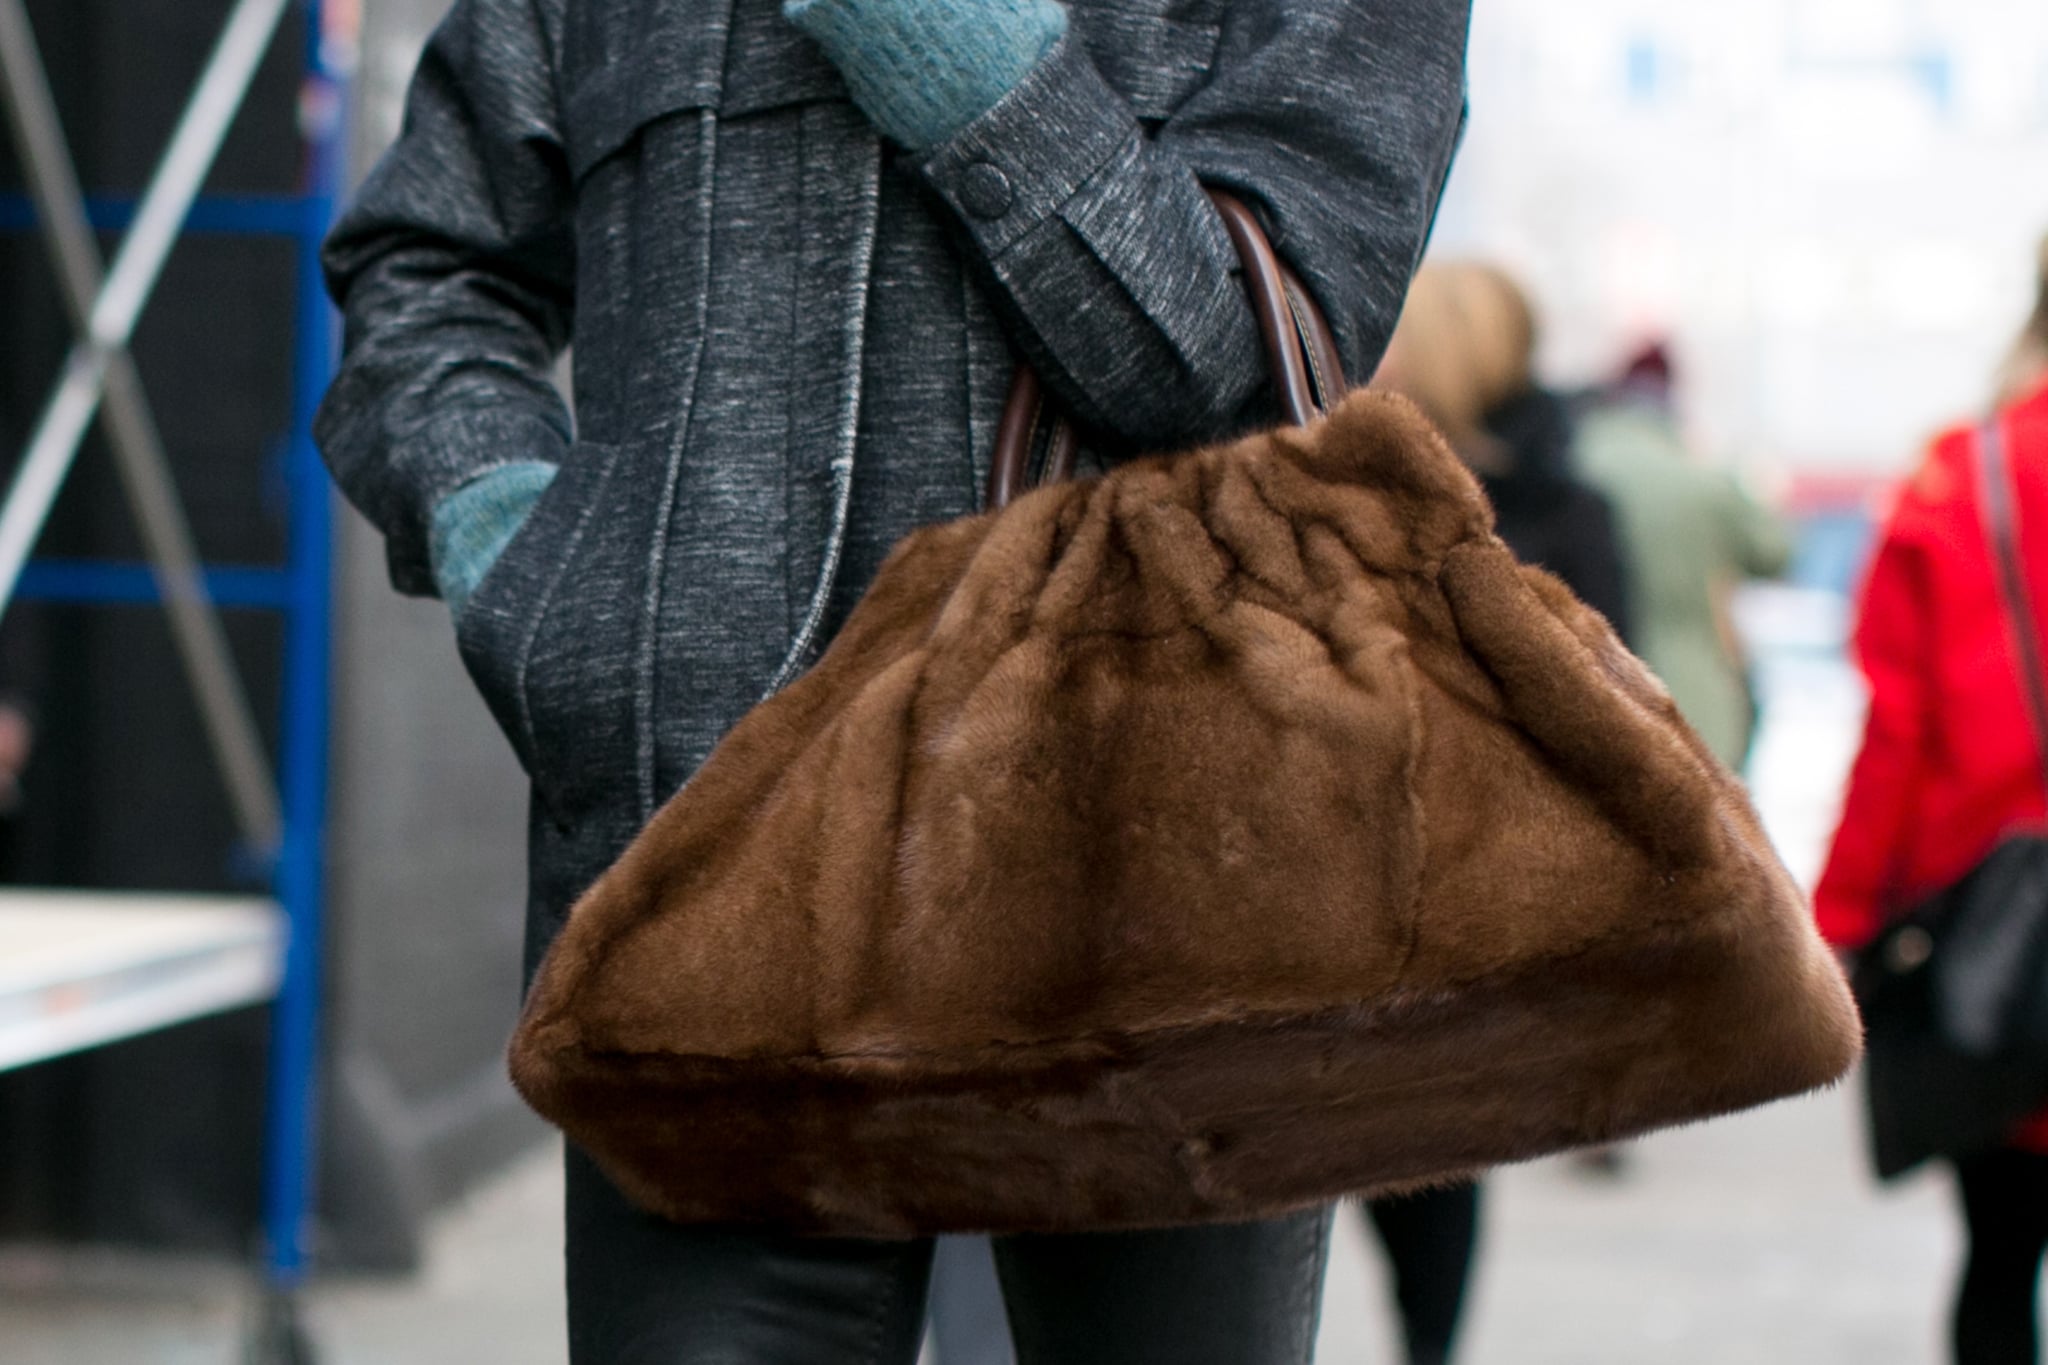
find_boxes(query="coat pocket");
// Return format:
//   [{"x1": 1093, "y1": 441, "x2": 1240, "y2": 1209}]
[
  {"x1": 455, "y1": 440, "x2": 627, "y2": 815},
  {"x1": 560, "y1": 0, "x2": 848, "y2": 183},
  {"x1": 560, "y1": 0, "x2": 722, "y2": 182},
  {"x1": 517, "y1": 436, "x2": 674, "y2": 827},
  {"x1": 562, "y1": 58, "x2": 715, "y2": 184}
]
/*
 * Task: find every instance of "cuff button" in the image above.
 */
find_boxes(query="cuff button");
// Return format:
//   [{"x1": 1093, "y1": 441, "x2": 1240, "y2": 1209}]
[{"x1": 957, "y1": 162, "x2": 1015, "y2": 220}]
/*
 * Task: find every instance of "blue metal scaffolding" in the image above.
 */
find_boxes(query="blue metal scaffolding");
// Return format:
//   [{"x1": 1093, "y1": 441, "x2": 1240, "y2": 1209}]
[{"x1": 0, "y1": 1, "x2": 343, "y2": 1358}]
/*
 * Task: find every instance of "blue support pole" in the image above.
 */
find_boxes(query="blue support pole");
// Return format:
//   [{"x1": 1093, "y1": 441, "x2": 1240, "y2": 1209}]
[
  {"x1": 0, "y1": 191, "x2": 308, "y2": 236},
  {"x1": 257, "y1": 0, "x2": 342, "y2": 1309},
  {"x1": 15, "y1": 560, "x2": 295, "y2": 608}
]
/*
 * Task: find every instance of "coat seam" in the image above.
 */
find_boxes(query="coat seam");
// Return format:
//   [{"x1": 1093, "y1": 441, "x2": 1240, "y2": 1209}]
[
  {"x1": 635, "y1": 110, "x2": 720, "y2": 823},
  {"x1": 761, "y1": 131, "x2": 883, "y2": 697},
  {"x1": 510, "y1": 448, "x2": 618, "y2": 779}
]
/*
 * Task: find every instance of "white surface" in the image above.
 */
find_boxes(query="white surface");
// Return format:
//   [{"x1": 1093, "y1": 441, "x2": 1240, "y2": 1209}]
[
  {"x1": 1735, "y1": 583, "x2": 1867, "y2": 889},
  {"x1": 1317, "y1": 1086, "x2": 1953, "y2": 1365},
  {"x1": 1434, "y1": 0, "x2": 2048, "y2": 474},
  {"x1": 0, "y1": 888, "x2": 283, "y2": 1071},
  {"x1": 0, "y1": 1086, "x2": 1954, "y2": 1365}
]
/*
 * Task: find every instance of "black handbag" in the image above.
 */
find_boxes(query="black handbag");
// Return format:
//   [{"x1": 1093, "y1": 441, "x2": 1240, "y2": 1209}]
[{"x1": 1854, "y1": 418, "x2": 2048, "y2": 1179}]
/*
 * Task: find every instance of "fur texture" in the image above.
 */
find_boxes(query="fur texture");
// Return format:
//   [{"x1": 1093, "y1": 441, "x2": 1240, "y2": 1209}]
[{"x1": 509, "y1": 390, "x2": 1862, "y2": 1236}]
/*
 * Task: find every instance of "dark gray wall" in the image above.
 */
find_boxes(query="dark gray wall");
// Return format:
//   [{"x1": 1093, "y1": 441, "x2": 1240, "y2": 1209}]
[
  {"x1": 0, "y1": 0, "x2": 541, "y2": 1272},
  {"x1": 310, "y1": 0, "x2": 547, "y2": 1266},
  {"x1": 322, "y1": 509, "x2": 541, "y2": 1266},
  {"x1": 319, "y1": 0, "x2": 548, "y2": 1260}
]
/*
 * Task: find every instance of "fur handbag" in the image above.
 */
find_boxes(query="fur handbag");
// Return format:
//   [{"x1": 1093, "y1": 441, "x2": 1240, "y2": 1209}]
[{"x1": 508, "y1": 194, "x2": 1861, "y2": 1236}]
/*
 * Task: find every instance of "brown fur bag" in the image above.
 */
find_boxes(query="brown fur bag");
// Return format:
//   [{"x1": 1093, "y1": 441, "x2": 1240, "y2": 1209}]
[{"x1": 509, "y1": 199, "x2": 1860, "y2": 1236}]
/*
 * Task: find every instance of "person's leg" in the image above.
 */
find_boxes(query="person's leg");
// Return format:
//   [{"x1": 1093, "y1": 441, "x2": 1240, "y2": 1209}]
[
  {"x1": 993, "y1": 1206, "x2": 1332, "y2": 1365},
  {"x1": 925, "y1": 1235, "x2": 1016, "y2": 1365},
  {"x1": 1364, "y1": 1181, "x2": 1483, "y2": 1365},
  {"x1": 564, "y1": 1145, "x2": 934, "y2": 1365},
  {"x1": 1952, "y1": 1149, "x2": 2048, "y2": 1365}
]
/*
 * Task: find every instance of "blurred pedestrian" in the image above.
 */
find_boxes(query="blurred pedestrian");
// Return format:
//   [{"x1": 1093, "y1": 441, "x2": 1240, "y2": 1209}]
[
  {"x1": 1366, "y1": 259, "x2": 1631, "y2": 1365},
  {"x1": 1575, "y1": 342, "x2": 1791, "y2": 771},
  {"x1": 1378, "y1": 261, "x2": 1633, "y2": 637},
  {"x1": 314, "y1": 0, "x2": 1471, "y2": 1360},
  {"x1": 1362, "y1": 1187, "x2": 1481, "y2": 1365},
  {"x1": 1997, "y1": 237, "x2": 2048, "y2": 410},
  {"x1": 1818, "y1": 234, "x2": 2048, "y2": 1365},
  {"x1": 0, "y1": 614, "x2": 44, "y2": 878}
]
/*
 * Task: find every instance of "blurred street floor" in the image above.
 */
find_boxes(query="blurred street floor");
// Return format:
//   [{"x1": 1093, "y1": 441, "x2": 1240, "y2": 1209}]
[
  {"x1": 0, "y1": 1081, "x2": 1961, "y2": 1364},
  {"x1": 1331, "y1": 1084, "x2": 1956, "y2": 1364},
  {"x1": 2, "y1": 619, "x2": 1964, "y2": 1363}
]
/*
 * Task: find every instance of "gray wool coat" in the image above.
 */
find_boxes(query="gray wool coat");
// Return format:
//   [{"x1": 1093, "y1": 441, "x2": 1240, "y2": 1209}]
[{"x1": 314, "y1": 0, "x2": 1471, "y2": 969}]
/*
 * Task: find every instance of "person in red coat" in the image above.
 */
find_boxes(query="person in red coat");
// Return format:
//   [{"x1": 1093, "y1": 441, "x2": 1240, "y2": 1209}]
[{"x1": 1818, "y1": 235, "x2": 2048, "y2": 1365}]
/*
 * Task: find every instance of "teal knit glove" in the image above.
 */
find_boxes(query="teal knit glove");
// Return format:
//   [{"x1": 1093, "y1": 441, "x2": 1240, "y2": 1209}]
[
  {"x1": 428, "y1": 462, "x2": 557, "y2": 619},
  {"x1": 785, "y1": 0, "x2": 1066, "y2": 150}
]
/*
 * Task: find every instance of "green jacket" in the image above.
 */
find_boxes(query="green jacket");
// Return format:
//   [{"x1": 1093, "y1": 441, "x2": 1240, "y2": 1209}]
[{"x1": 1575, "y1": 401, "x2": 1791, "y2": 769}]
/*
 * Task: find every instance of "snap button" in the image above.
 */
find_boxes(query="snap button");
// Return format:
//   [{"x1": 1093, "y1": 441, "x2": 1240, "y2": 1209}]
[{"x1": 957, "y1": 162, "x2": 1015, "y2": 220}]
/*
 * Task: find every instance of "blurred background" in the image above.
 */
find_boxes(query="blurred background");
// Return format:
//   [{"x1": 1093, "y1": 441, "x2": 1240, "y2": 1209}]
[{"x1": 0, "y1": 0, "x2": 2044, "y2": 1361}]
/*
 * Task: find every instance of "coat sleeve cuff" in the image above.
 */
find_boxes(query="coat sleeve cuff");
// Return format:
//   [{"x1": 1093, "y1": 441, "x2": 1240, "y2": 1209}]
[
  {"x1": 784, "y1": 0, "x2": 1066, "y2": 151},
  {"x1": 429, "y1": 461, "x2": 560, "y2": 615},
  {"x1": 380, "y1": 409, "x2": 572, "y2": 597},
  {"x1": 914, "y1": 30, "x2": 1140, "y2": 259}
]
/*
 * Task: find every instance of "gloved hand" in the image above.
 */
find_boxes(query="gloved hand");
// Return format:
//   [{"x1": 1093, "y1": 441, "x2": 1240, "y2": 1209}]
[
  {"x1": 785, "y1": 0, "x2": 1066, "y2": 150},
  {"x1": 428, "y1": 462, "x2": 558, "y2": 620}
]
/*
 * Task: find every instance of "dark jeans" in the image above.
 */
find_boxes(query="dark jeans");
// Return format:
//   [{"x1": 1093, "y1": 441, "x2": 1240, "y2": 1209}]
[
  {"x1": 1954, "y1": 1148, "x2": 2048, "y2": 1365},
  {"x1": 565, "y1": 1147, "x2": 1334, "y2": 1364},
  {"x1": 1364, "y1": 1182, "x2": 1482, "y2": 1365}
]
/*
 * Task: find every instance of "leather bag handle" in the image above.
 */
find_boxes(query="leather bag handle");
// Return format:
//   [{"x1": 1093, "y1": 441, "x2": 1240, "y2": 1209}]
[
  {"x1": 1976, "y1": 417, "x2": 2048, "y2": 794},
  {"x1": 985, "y1": 189, "x2": 1346, "y2": 511}
]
